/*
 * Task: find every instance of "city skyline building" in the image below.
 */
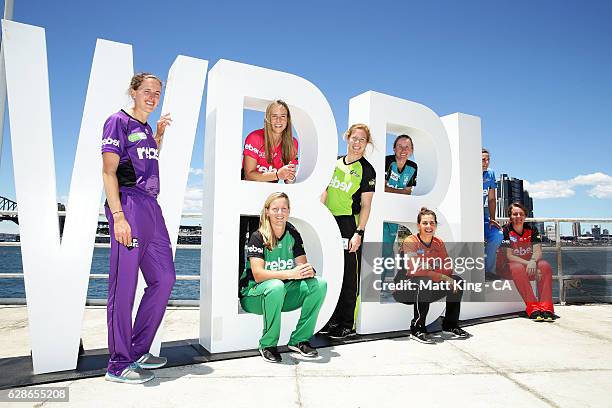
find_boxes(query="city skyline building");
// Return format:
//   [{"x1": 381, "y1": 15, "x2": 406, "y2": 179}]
[{"x1": 496, "y1": 173, "x2": 534, "y2": 218}]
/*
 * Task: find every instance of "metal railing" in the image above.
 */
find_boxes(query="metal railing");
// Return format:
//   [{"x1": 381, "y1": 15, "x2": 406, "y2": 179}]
[{"x1": 1, "y1": 214, "x2": 611, "y2": 305}]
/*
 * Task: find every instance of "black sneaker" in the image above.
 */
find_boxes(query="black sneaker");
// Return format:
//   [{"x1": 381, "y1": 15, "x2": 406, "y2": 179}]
[
  {"x1": 529, "y1": 310, "x2": 543, "y2": 321},
  {"x1": 442, "y1": 326, "x2": 471, "y2": 339},
  {"x1": 288, "y1": 342, "x2": 318, "y2": 357},
  {"x1": 410, "y1": 329, "x2": 435, "y2": 344},
  {"x1": 541, "y1": 311, "x2": 555, "y2": 322},
  {"x1": 319, "y1": 321, "x2": 338, "y2": 335},
  {"x1": 328, "y1": 327, "x2": 355, "y2": 339},
  {"x1": 259, "y1": 347, "x2": 282, "y2": 363}
]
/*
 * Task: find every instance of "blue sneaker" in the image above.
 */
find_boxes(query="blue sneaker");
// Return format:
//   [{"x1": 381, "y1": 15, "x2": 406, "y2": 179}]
[
  {"x1": 105, "y1": 363, "x2": 155, "y2": 384},
  {"x1": 135, "y1": 353, "x2": 168, "y2": 369}
]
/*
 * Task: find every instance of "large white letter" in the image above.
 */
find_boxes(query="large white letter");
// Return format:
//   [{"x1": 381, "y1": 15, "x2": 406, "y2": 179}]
[
  {"x1": 201, "y1": 60, "x2": 343, "y2": 352},
  {"x1": 136, "y1": 55, "x2": 208, "y2": 356},
  {"x1": 2, "y1": 20, "x2": 132, "y2": 373}
]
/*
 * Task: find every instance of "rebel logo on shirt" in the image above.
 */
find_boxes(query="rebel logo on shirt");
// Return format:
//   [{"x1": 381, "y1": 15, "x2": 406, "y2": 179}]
[
  {"x1": 244, "y1": 143, "x2": 260, "y2": 155},
  {"x1": 102, "y1": 137, "x2": 120, "y2": 147},
  {"x1": 329, "y1": 176, "x2": 352, "y2": 192},
  {"x1": 247, "y1": 245, "x2": 264, "y2": 254},
  {"x1": 137, "y1": 146, "x2": 159, "y2": 160},
  {"x1": 257, "y1": 165, "x2": 275, "y2": 173},
  {"x1": 265, "y1": 258, "x2": 295, "y2": 271}
]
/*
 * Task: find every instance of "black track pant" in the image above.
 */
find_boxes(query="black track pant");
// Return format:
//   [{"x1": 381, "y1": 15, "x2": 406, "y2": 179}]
[
  {"x1": 328, "y1": 215, "x2": 360, "y2": 330},
  {"x1": 393, "y1": 275, "x2": 464, "y2": 330}
]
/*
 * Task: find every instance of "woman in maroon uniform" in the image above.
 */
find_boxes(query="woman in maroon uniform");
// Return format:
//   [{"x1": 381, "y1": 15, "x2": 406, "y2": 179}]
[{"x1": 501, "y1": 202, "x2": 555, "y2": 322}]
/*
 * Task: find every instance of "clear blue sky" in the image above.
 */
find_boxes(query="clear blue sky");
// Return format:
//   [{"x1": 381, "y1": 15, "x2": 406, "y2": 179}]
[{"x1": 1, "y1": 0, "x2": 611, "y2": 231}]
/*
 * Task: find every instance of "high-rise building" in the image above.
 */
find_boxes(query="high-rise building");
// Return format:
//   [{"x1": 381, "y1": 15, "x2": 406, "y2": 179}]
[
  {"x1": 572, "y1": 222, "x2": 581, "y2": 238},
  {"x1": 592, "y1": 225, "x2": 601, "y2": 239},
  {"x1": 496, "y1": 174, "x2": 534, "y2": 218},
  {"x1": 545, "y1": 225, "x2": 557, "y2": 242}
]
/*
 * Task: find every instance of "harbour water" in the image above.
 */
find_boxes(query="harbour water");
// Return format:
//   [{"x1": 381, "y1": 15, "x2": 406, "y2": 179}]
[{"x1": 1, "y1": 246, "x2": 610, "y2": 301}]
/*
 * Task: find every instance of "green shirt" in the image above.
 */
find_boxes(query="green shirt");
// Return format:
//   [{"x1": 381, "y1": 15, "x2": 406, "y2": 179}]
[
  {"x1": 239, "y1": 223, "x2": 306, "y2": 297},
  {"x1": 326, "y1": 156, "x2": 376, "y2": 216}
]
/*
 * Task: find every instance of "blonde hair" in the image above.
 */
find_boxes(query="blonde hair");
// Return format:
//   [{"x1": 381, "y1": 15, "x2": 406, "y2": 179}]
[
  {"x1": 343, "y1": 123, "x2": 372, "y2": 144},
  {"x1": 258, "y1": 192, "x2": 290, "y2": 250},
  {"x1": 263, "y1": 100, "x2": 297, "y2": 165}
]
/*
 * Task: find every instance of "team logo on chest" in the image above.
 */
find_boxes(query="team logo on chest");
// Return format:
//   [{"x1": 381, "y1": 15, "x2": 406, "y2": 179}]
[{"x1": 137, "y1": 146, "x2": 159, "y2": 160}]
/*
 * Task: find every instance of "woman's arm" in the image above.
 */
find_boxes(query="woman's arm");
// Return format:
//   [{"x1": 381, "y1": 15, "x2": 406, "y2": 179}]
[
  {"x1": 348, "y1": 191, "x2": 374, "y2": 252},
  {"x1": 384, "y1": 186, "x2": 412, "y2": 195},
  {"x1": 320, "y1": 189, "x2": 328, "y2": 204},
  {"x1": 102, "y1": 153, "x2": 131, "y2": 247}
]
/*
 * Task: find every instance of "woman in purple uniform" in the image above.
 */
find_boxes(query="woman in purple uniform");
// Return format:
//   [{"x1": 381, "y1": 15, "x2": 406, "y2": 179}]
[{"x1": 101, "y1": 73, "x2": 175, "y2": 384}]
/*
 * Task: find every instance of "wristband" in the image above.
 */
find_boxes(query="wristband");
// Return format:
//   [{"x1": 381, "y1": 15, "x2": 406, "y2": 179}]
[
  {"x1": 355, "y1": 229, "x2": 364, "y2": 237},
  {"x1": 112, "y1": 210, "x2": 123, "y2": 215}
]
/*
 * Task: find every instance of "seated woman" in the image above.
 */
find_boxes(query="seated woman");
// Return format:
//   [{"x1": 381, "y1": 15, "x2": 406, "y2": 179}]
[
  {"x1": 393, "y1": 207, "x2": 470, "y2": 344},
  {"x1": 239, "y1": 192, "x2": 327, "y2": 362},
  {"x1": 500, "y1": 202, "x2": 555, "y2": 322}
]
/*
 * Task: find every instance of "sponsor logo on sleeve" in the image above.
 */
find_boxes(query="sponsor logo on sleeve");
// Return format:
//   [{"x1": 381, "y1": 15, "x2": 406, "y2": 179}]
[
  {"x1": 102, "y1": 137, "x2": 120, "y2": 147},
  {"x1": 247, "y1": 245, "x2": 264, "y2": 254}
]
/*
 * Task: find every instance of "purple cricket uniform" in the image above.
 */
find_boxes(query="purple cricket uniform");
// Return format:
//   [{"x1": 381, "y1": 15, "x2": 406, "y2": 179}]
[{"x1": 101, "y1": 109, "x2": 176, "y2": 376}]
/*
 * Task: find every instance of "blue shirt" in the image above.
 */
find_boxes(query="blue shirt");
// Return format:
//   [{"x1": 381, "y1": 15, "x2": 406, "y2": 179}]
[{"x1": 483, "y1": 169, "x2": 496, "y2": 220}]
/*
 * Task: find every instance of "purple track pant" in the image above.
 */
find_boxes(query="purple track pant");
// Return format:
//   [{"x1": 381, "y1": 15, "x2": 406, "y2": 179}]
[{"x1": 105, "y1": 190, "x2": 176, "y2": 376}]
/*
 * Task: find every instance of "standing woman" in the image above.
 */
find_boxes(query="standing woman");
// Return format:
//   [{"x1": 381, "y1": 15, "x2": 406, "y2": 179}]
[
  {"x1": 393, "y1": 208, "x2": 469, "y2": 344},
  {"x1": 101, "y1": 73, "x2": 176, "y2": 384},
  {"x1": 320, "y1": 124, "x2": 376, "y2": 339},
  {"x1": 501, "y1": 202, "x2": 555, "y2": 322},
  {"x1": 239, "y1": 100, "x2": 299, "y2": 275},
  {"x1": 240, "y1": 192, "x2": 327, "y2": 363}
]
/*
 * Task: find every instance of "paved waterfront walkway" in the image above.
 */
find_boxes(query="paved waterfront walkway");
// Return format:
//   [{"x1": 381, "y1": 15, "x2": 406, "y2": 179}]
[{"x1": 1, "y1": 304, "x2": 611, "y2": 407}]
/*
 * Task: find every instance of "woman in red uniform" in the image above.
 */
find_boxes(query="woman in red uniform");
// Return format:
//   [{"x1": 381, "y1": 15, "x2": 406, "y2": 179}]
[
  {"x1": 393, "y1": 207, "x2": 469, "y2": 344},
  {"x1": 501, "y1": 202, "x2": 555, "y2": 322},
  {"x1": 239, "y1": 100, "x2": 299, "y2": 276}
]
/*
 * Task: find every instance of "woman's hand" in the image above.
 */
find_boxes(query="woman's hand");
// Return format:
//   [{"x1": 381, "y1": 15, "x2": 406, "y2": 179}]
[
  {"x1": 526, "y1": 259, "x2": 537, "y2": 277},
  {"x1": 348, "y1": 233, "x2": 362, "y2": 253},
  {"x1": 113, "y1": 212, "x2": 132, "y2": 247},
  {"x1": 277, "y1": 163, "x2": 296, "y2": 181},
  {"x1": 155, "y1": 113, "x2": 172, "y2": 148},
  {"x1": 439, "y1": 274, "x2": 459, "y2": 293},
  {"x1": 291, "y1": 263, "x2": 315, "y2": 280}
]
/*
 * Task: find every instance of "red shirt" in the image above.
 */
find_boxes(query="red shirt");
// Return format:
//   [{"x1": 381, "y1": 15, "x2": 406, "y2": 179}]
[
  {"x1": 242, "y1": 129, "x2": 298, "y2": 179},
  {"x1": 502, "y1": 223, "x2": 541, "y2": 261},
  {"x1": 400, "y1": 234, "x2": 452, "y2": 281}
]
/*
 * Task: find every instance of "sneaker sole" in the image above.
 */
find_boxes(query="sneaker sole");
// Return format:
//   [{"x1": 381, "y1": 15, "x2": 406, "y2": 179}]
[
  {"x1": 105, "y1": 372, "x2": 155, "y2": 384},
  {"x1": 442, "y1": 330, "x2": 470, "y2": 339},
  {"x1": 328, "y1": 332, "x2": 355, "y2": 339},
  {"x1": 410, "y1": 334, "x2": 435, "y2": 344},
  {"x1": 287, "y1": 345, "x2": 318, "y2": 358},
  {"x1": 259, "y1": 349, "x2": 282, "y2": 363},
  {"x1": 136, "y1": 361, "x2": 167, "y2": 370}
]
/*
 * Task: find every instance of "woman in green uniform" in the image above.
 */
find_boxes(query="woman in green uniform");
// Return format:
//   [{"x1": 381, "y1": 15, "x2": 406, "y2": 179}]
[
  {"x1": 320, "y1": 124, "x2": 376, "y2": 338},
  {"x1": 240, "y1": 192, "x2": 327, "y2": 363}
]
